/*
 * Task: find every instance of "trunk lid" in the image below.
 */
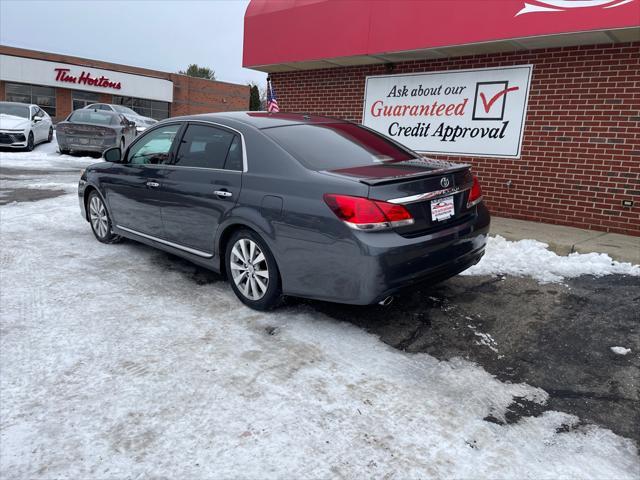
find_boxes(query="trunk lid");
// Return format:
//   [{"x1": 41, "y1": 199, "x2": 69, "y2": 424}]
[
  {"x1": 58, "y1": 122, "x2": 115, "y2": 137},
  {"x1": 327, "y1": 159, "x2": 476, "y2": 237}
]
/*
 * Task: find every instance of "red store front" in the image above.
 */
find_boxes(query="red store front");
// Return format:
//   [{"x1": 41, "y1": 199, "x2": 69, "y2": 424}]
[{"x1": 243, "y1": 0, "x2": 640, "y2": 236}]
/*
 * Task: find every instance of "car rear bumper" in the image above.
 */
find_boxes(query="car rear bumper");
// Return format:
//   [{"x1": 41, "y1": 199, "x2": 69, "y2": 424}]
[
  {"x1": 63, "y1": 142, "x2": 115, "y2": 153},
  {"x1": 280, "y1": 203, "x2": 490, "y2": 305},
  {"x1": 57, "y1": 133, "x2": 117, "y2": 152}
]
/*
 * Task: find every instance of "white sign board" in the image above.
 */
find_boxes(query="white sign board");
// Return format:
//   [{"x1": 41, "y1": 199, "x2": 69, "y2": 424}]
[
  {"x1": 0, "y1": 55, "x2": 174, "y2": 102},
  {"x1": 362, "y1": 66, "x2": 533, "y2": 158}
]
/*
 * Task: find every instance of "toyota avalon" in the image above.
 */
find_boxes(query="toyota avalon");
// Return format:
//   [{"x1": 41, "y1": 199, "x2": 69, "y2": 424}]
[{"x1": 78, "y1": 112, "x2": 490, "y2": 310}]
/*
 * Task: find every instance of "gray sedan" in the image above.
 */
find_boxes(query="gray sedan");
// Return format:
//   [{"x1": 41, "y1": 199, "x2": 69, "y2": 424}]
[
  {"x1": 56, "y1": 109, "x2": 136, "y2": 155},
  {"x1": 77, "y1": 112, "x2": 490, "y2": 310}
]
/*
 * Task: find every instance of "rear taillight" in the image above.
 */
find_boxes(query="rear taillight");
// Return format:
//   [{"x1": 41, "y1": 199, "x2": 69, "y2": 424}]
[
  {"x1": 467, "y1": 175, "x2": 483, "y2": 208},
  {"x1": 323, "y1": 194, "x2": 414, "y2": 231}
]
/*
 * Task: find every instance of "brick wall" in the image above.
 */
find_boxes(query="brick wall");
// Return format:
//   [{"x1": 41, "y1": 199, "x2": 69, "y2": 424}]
[{"x1": 271, "y1": 43, "x2": 640, "y2": 236}]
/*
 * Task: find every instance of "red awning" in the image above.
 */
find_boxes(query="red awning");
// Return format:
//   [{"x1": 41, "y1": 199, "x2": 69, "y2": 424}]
[{"x1": 243, "y1": 0, "x2": 640, "y2": 72}]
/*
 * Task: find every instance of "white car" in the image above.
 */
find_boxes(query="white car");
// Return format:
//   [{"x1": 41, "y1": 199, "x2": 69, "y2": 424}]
[
  {"x1": 0, "y1": 101, "x2": 53, "y2": 151},
  {"x1": 84, "y1": 103, "x2": 157, "y2": 134}
]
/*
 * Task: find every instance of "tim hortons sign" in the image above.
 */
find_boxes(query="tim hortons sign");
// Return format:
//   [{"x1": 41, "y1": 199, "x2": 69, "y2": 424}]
[
  {"x1": 362, "y1": 65, "x2": 533, "y2": 159},
  {"x1": 54, "y1": 67, "x2": 122, "y2": 90}
]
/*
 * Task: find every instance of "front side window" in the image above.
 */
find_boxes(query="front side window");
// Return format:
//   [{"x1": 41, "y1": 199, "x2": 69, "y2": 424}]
[
  {"x1": 173, "y1": 124, "x2": 237, "y2": 170},
  {"x1": 128, "y1": 124, "x2": 181, "y2": 165},
  {"x1": 263, "y1": 123, "x2": 416, "y2": 171}
]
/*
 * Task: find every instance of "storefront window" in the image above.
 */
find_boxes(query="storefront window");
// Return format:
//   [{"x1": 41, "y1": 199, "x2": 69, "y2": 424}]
[
  {"x1": 72, "y1": 91, "x2": 101, "y2": 111},
  {"x1": 112, "y1": 95, "x2": 169, "y2": 120},
  {"x1": 5, "y1": 83, "x2": 56, "y2": 117}
]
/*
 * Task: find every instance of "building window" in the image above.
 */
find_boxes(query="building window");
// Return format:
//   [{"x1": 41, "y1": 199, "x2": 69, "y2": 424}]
[
  {"x1": 72, "y1": 91, "x2": 101, "y2": 111},
  {"x1": 5, "y1": 83, "x2": 56, "y2": 117},
  {"x1": 112, "y1": 95, "x2": 170, "y2": 120}
]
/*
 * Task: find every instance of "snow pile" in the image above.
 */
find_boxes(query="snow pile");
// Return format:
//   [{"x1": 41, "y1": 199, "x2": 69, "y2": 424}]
[
  {"x1": 0, "y1": 133, "x2": 98, "y2": 171},
  {"x1": 1, "y1": 191, "x2": 639, "y2": 478},
  {"x1": 463, "y1": 235, "x2": 640, "y2": 283},
  {"x1": 611, "y1": 346, "x2": 632, "y2": 355}
]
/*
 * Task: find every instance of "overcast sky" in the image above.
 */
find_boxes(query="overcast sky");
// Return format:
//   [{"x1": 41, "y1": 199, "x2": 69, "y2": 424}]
[{"x1": 0, "y1": 0, "x2": 266, "y2": 86}]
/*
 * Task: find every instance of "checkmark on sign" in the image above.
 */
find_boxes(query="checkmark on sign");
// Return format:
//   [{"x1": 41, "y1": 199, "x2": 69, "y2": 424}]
[
  {"x1": 480, "y1": 86, "x2": 519, "y2": 113},
  {"x1": 472, "y1": 81, "x2": 520, "y2": 121}
]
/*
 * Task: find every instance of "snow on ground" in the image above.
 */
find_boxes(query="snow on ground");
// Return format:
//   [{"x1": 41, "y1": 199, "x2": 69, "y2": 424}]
[
  {"x1": 462, "y1": 235, "x2": 639, "y2": 283},
  {"x1": 611, "y1": 346, "x2": 632, "y2": 356},
  {"x1": 0, "y1": 133, "x2": 98, "y2": 171},
  {"x1": 1, "y1": 146, "x2": 639, "y2": 479}
]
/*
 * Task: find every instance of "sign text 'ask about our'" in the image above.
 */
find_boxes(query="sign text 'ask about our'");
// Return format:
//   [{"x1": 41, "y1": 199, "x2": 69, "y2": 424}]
[{"x1": 362, "y1": 66, "x2": 533, "y2": 158}]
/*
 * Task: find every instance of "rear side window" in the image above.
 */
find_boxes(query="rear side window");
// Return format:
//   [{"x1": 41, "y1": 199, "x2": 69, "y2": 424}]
[
  {"x1": 173, "y1": 124, "x2": 238, "y2": 170},
  {"x1": 263, "y1": 123, "x2": 416, "y2": 170}
]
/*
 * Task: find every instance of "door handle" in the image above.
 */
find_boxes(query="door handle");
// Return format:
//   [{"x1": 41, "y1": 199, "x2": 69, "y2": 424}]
[
  {"x1": 146, "y1": 181, "x2": 160, "y2": 188},
  {"x1": 214, "y1": 189, "x2": 233, "y2": 198}
]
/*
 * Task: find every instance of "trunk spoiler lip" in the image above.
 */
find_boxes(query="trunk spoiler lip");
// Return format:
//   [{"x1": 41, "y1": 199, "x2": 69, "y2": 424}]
[{"x1": 321, "y1": 163, "x2": 470, "y2": 186}]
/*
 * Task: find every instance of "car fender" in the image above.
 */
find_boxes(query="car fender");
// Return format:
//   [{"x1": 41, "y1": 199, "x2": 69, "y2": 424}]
[
  {"x1": 81, "y1": 180, "x2": 112, "y2": 222},
  {"x1": 215, "y1": 206, "x2": 280, "y2": 262}
]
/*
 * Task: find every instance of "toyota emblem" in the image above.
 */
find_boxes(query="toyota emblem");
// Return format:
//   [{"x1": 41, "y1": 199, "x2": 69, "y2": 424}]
[{"x1": 440, "y1": 177, "x2": 450, "y2": 188}]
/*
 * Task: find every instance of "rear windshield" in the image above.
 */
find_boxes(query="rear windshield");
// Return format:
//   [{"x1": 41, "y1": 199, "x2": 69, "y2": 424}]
[
  {"x1": 263, "y1": 123, "x2": 416, "y2": 170},
  {"x1": 69, "y1": 110, "x2": 116, "y2": 125}
]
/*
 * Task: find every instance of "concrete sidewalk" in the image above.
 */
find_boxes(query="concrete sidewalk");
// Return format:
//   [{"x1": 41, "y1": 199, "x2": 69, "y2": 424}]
[{"x1": 490, "y1": 217, "x2": 639, "y2": 265}]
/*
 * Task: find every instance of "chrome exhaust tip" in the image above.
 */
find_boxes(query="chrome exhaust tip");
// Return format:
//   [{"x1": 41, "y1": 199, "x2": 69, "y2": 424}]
[{"x1": 378, "y1": 296, "x2": 394, "y2": 306}]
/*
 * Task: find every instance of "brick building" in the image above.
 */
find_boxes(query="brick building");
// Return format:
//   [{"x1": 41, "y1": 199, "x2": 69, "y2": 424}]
[
  {"x1": 0, "y1": 45, "x2": 249, "y2": 123},
  {"x1": 243, "y1": 0, "x2": 640, "y2": 236}
]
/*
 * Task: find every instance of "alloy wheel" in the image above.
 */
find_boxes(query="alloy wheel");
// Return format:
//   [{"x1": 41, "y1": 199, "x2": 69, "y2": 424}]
[
  {"x1": 89, "y1": 195, "x2": 109, "y2": 238},
  {"x1": 230, "y1": 238, "x2": 269, "y2": 300}
]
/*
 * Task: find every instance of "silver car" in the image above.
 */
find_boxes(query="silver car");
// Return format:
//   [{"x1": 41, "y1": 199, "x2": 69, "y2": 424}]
[
  {"x1": 56, "y1": 109, "x2": 136, "y2": 155},
  {"x1": 85, "y1": 103, "x2": 157, "y2": 134}
]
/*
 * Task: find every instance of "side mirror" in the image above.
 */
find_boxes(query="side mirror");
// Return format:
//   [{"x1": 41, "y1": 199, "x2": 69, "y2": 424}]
[
  {"x1": 103, "y1": 146, "x2": 122, "y2": 163},
  {"x1": 33, "y1": 116, "x2": 43, "y2": 122},
  {"x1": 129, "y1": 120, "x2": 136, "y2": 127}
]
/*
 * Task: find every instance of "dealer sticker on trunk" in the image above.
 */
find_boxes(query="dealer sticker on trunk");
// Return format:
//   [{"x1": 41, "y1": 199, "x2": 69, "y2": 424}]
[{"x1": 431, "y1": 196, "x2": 455, "y2": 222}]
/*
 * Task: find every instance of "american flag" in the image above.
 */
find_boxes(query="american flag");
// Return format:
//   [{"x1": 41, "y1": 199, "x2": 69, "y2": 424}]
[{"x1": 267, "y1": 81, "x2": 279, "y2": 113}]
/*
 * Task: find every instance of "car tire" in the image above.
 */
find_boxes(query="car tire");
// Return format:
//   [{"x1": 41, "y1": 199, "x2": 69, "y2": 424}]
[
  {"x1": 47, "y1": 127, "x2": 53, "y2": 143},
  {"x1": 87, "y1": 191, "x2": 122, "y2": 244},
  {"x1": 59, "y1": 147, "x2": 70, "y2": 155},
  {"x1": 225, "y1": 229, "x2": 282, "y2": 310},
  {"x1": 25, "y1": 132, "x2": 34, "y2": 152}
]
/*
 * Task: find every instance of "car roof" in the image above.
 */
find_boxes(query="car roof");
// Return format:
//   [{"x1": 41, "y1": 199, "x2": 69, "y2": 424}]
[{"x1": 168, "y1": 111, "x2": 350, "y2": 130}]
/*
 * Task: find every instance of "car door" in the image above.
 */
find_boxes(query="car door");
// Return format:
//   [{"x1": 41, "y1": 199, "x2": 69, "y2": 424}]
[
  {"x1": 102, "y1": 123, "x2": 183, "y2": 238},
  {"x1": 116, "y1": 114, "x2": 135, "y2": 147},
  {"x1": 38, "y1": 108, "x2": 51, "y2": 140},
  {"x1": 31, "y1": 107, "x2": 46, "y2": 142},
  {"x1": 159, "y1": 122, "x2": 243, "y2": 254}
]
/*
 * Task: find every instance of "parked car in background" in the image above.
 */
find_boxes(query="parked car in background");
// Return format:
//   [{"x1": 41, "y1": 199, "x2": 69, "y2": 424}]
[
  {"x1": 0, "y1": 101, "x2": 53, "y2": 151},
  {"x1": 57, "y1": 109, "x2": 136, "y2": 155},
  {"x1": 84, "y1": 103, "x2": 157, "y2": 133},
  {"x1": 78, "y1": 112, "x2": 489, "y2": 310}
]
